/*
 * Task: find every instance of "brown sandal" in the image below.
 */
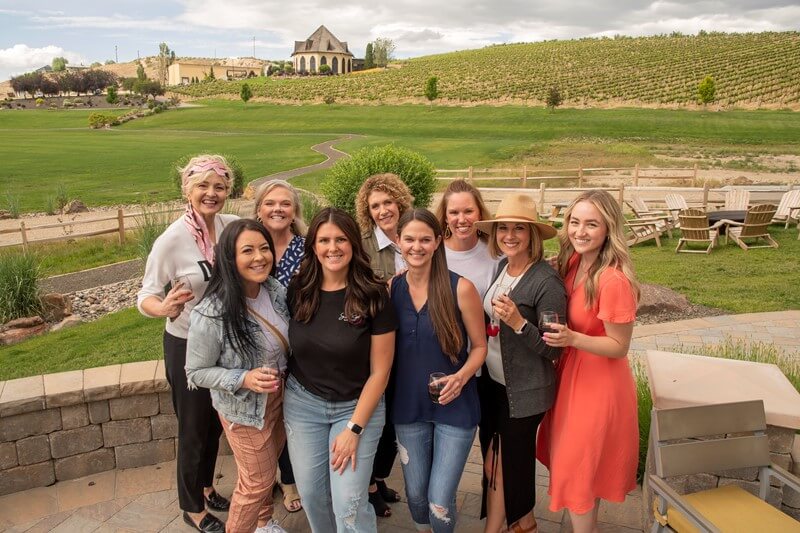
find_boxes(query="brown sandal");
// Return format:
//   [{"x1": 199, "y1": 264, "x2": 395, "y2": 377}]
[
  {"x1": 507, "y1": 517, "x2": 538, "y2": 533},
  {"x1": 279, "y1": 483, "x2": 302, "y2": 513}
]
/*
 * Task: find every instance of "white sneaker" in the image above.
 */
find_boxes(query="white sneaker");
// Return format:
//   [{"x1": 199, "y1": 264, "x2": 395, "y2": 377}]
[{"x1": 255, "y1": 518, "x2": 287, "y2": 533}]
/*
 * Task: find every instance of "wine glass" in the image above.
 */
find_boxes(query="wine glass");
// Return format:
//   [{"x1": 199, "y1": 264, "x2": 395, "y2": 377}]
[
  {"x1": 171, "y1": 275, "x2": 193, "y2": 294},
  {"x1": 428, "y1": 372, "x2": 446, "y2": 404},
  {"x1": 538, "y1": 311, "x2": 560, "y2": 334}
]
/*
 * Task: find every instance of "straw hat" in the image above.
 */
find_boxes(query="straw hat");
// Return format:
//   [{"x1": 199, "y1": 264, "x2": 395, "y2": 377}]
[{"x1": 474, "y1": 193, "x2": 558, "y2": 240}]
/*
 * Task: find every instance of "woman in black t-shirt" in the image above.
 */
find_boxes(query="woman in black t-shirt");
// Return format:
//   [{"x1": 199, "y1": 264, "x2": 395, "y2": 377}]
[{"x1": 285, "y1": 207, "x2": 397, "y2": 533}]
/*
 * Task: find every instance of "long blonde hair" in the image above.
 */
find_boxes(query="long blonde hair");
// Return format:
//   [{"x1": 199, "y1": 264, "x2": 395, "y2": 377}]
[{"x1": 557, "y1": 190, "x2": 640, "y2": 308}]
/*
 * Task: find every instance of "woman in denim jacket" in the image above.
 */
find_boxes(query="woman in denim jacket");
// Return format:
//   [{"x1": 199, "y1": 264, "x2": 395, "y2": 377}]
[{"x1": 186, "y1": 219, "x2": 290, "y2": 533}]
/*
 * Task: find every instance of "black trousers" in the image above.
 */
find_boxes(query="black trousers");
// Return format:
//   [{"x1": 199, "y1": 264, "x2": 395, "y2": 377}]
[
  {"x1": 278, "y1": 444, "x2": 295, "y2": 485},
  {"x1": 371, "y1": 422, "x2": 397, "y2": 481},
  {"x1": 164, "y1": 331, "x2": 223, "y2": 513}
]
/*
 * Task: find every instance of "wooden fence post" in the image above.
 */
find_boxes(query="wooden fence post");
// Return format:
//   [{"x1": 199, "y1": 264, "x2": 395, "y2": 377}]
[
  {"x1": 578, "y1": 165, "x2": 583, "y2": 188},
  {"x1": 20, "y1": 221, "x2": 28, "y2": 250},
  {"x1": 117, "y1": 209, "x2": 125, "y2": 244},
  {"x1": 468, "y1": 166, "x2": 473, "y2": 183},
  {"x1": 618, "y1": 184, "x2": 625, "y2": 207},
  {"x1": 633, "y1": 164, "x2": 639, "y2": 187},
  {"x1": 693, "y1": 163, "x2": 698, "y2": 187},
  {"x1": 539, "y1": 182, "x2": 546, "y2": 214},
  {"x1": 703, "y1": 182, "x2": 710, "y2": 209},
  {"x1": 521, "y1": 165, "x2": 527, "y2": 188}
]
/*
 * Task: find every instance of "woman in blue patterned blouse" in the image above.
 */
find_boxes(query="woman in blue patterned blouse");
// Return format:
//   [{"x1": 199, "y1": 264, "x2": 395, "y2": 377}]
[{"x1": 254, "y1": 179, "x2": 307, "y2": 513}]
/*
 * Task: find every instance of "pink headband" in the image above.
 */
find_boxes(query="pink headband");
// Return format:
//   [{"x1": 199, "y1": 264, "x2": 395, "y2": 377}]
[{"x1": 182, "y1": 160, "x2": 231, "y2": 187}]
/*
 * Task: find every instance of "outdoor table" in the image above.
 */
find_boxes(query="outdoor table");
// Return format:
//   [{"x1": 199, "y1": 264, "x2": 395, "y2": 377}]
[
  {"x1": 547, "y1": 201, "x2": 570, "y2": 223},
  {"x1": 707, "y1": 209, "x2": 746, "y2": 234}
]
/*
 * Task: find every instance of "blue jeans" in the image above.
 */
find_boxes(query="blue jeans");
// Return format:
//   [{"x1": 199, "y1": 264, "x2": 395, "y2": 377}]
[
  {"x1": 395, "y1": 422, "x2": 477, "y2": 533},
  {"x1": 284, "y1": 375, "x2": 385, "y2": 533}
]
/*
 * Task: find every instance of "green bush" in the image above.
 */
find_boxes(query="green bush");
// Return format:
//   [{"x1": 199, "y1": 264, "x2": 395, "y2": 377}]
[
  {"x1": 5, "y1": 193, "x2": 20, "y2": 218},
  {"x1": 0, "y1": 252, "x2": 41, "y2": 323},
  {"x1": 106, "y1": 86, "x2": 118, "y2": 104},
  {"x1": 134, "y1": 205, "x2": 173, "y2": 263},
  {"x1": 170, "y1": 154, "x2": 245, "y2": 198},
  {"x1": 88, "y1": 112, "x2": 118, "y2": 129},
  {"x1": 35, "y1": 98, "x2": 44, "y2": 107},
  {"x1": 321, "y1": 144, "x2": 436, "y2": 216},
  {"x1": 323, "y1": 95, "x2": 335, "y2": 104}
]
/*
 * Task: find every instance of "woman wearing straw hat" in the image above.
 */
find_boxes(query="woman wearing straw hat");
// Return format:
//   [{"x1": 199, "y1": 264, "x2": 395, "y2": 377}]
[{"x1": 474, "y1": 193, "x2": 566, "y2": 533}]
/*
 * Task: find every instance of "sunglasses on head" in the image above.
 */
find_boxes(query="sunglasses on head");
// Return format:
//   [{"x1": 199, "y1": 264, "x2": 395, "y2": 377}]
[{"x1": 186, "y1": 160, "x2": 230, "y2": 179}]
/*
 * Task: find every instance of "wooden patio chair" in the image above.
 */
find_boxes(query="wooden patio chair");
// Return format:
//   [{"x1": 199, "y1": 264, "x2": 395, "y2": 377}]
[
  {"x1": 649, "y1": 400, "x2": 800, "y2": 532},
  {"x1": 771, "y1": 189, "x2": 800, "y2": 229},
  {"x1": 723, "y1": 189, "x2": 750, "y2": 210},
  {"x1": 626, "y1": 217, "x2": 671, "y2": 248},
  {"x1": 663, "y1": 193, "x2": 694, "y2": 226},
  {"x1": 627, "y1": 195, "x2": 674, "y2": 235},
  {"x1": 726, "y1": 203, "x2": 779, "y2": 250},
  {"x1": 674, "y1": 209, "x2": 726, "y2": 254}
]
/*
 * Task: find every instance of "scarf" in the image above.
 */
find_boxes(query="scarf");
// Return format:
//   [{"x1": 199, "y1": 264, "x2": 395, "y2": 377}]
[{"x1": 183, "y1": 203, "x2": 216, "y2": 265}]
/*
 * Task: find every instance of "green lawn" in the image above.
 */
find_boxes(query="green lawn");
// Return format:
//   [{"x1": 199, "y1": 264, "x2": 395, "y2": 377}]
[{"x1": 3, "y1": 102, "x2": 800, "y2": 212}]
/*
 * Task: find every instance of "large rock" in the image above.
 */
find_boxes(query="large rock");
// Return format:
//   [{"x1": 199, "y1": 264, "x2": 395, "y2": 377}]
[
  {"x1": 0, "y1": 323, "x2": 47, "y2": 345},
  {"x1": 3, "y1": 316, "x2": 44, "y2": 329},
  {"x1": 50, "y1": 315, "x2": 83, "y2": 332},
  {"x1": 637, "y1": 283, "x2": 692, "y2": 315},
  {"x1": 64, "y1": 199, "x2": 88, "y2": 214},
  {"x1": 40, "y1": 293, "x2": 72, "y2": 322}
]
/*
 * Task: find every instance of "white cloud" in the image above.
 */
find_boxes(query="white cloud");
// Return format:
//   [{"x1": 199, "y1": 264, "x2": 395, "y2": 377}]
[{"x1": 0, "y1": 44, "x2": 87, "y2": 78}]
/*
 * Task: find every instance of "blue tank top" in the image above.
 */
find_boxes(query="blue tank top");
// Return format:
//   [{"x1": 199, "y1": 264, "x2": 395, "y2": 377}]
[{"x1": 389, "y1": 271, "x2": 480, "y2": 428}]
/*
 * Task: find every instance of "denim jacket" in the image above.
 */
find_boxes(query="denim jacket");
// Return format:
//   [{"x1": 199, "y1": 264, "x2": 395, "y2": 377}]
[{"x1": 185, "y1": 277, "x2": 289, "y2": 429}]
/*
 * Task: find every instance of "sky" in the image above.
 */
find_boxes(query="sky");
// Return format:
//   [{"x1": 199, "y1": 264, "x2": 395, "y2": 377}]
[{"x1": 1, "y1": 0, "x2": 799, "y2": 81}]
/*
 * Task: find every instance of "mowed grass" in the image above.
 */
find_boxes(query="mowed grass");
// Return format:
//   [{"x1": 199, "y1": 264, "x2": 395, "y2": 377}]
[
  {"x1": 0, "y1": 307, "x2": 162, "y2": 381},
  {"x1": 3, "y1": 101, "x2": 800, "y2": 211},
  {"x1": 15, "y1": 233, "x2": 140, "y2": 277}
]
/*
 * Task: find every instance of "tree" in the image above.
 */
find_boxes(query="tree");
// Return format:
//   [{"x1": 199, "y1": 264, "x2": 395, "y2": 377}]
[
  {"x1": 105, "y1": 59, "x2": 116, "y2": 65},
  {"x1": 136, "y1": 62, "x2": 146, "y2": 81},
  {"x1": 697, "y1": 75, "x2": 716, "y2": 105},
  {"x1": 365, "y1": 43, "x2": 375, "y2": 69},
  {"x1": 52, "y1": 57, "x2": 68, "y2": 71},
  {"x1": 546, "y1": 85, "x2": 563, "y2": 110},
  {"x1": 133, "y1": 80, "x2": 164, "y2": 97},
  {"x1": 106, "y1": 85, "x2": 118, "y2": 104},
  {"x1": 424, "y1": 76, "x2": 438, "y2": 107},
  {"x1": 205, "y1": 66, "x2": 216, "y2": 82},
  {"x1": 240, "y1": 82, "x2": 252, "y2": 104},
  {"x1": 372, "y1": 38, "x2": 396, "y2": 67},
  {"x1": 157, "y1": 42, "x2": 176, "y2": 86},
  {"x1": 121, "y1": 77, "x2": 137, "y2": 92},
  {"x1": 91, "y1": 62, "x2": 102, "y2": 68},
  {"x1": 283, "y1": 63, "x2": 295, "y2": 75},
  {"x1": 319, "y1": 64, "x2": 331, "y2": 75}
]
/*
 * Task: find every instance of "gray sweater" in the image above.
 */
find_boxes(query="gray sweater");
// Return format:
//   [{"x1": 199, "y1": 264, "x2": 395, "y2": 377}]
[{"x1": 492, "y1": 258, "x2": 567, "y2": 418}]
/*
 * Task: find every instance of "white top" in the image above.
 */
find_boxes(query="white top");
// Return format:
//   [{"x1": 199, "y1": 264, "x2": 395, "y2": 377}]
[
  {"x1": 482, "y1": 266, "x2": 524, "y2": 385},
  {"x1": 247, "y1": 285, "x2": 289, "y2": 373},
  {"x1": 375, "y1": 226, "x2": 407, "y2": 273},
  {"x1": 445, "y1": 239, "x2": 499, "y2": 301},
  {"x1": 137, "y1": 214, "x2": 238, "y2": 338}
]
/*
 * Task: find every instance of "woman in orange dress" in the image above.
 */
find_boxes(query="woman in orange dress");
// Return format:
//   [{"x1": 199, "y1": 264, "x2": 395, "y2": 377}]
[{"x1": 536, "y1": 189, "x2": 640, "y2": 533}]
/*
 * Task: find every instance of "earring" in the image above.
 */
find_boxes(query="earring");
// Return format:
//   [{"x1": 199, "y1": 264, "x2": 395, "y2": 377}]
[{"x1": 444, "y1": 226, "x2": 452, "y2": 239}]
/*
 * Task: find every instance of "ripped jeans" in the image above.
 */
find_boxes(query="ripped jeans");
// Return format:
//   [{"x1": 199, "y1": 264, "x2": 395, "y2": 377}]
[
  {"x1": 284, "y1": 375, "x2": 384, "y2": 533},
  {"x1": 395, "y1": 422, "x2": 476, "y2": 533}
]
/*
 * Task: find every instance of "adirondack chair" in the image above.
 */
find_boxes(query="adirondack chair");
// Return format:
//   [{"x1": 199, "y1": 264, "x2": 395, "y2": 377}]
[
  {"x1": 725, "y1": 203, "x2": 779, "y2": 250},
  {"x1": 663, "y1": 193, "x2": 692, "y2": 226},
  {"x1": 649, "y1": 400, "x2": 800, "y2": 533},
  {"x1": 626, "y1": 196, "x2": 674, "y2": 235},
  {"x1": 771, "y1": 189, "x2": 800, "y2": 228},
  {"x1": 674, "y1": 209, "x2": 727, "y2": 254},
  {"x1": 723, "y1": 189, "x2": 750, "y2": 210},
  {"x1": 626, "y1": 218, "x2": 669, "y2": 248}
]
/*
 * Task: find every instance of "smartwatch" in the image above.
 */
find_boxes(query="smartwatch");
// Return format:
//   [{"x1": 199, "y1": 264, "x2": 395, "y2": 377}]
[
  {"x1": 514, "y1": 319, "x2": 529, "y2": 335},
  {"x1": 346, "y1": 421, "x2": 363, "y2": 435}
]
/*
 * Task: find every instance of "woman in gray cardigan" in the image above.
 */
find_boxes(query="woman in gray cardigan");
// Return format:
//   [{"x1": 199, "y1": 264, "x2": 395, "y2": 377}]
[{"x1": 474, "y1": 193, "x2": 567, "y2": 533}]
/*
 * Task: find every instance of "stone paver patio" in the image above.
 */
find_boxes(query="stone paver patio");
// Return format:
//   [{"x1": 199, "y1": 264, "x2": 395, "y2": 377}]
[{"x1": 1, "y1": 310, "x2": 797, "y2": 532}]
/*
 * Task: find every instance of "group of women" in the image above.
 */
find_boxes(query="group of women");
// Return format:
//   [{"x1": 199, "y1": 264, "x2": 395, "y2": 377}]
[{"x1": 138, "y1": 154, "x2": 640, "y2": 533}]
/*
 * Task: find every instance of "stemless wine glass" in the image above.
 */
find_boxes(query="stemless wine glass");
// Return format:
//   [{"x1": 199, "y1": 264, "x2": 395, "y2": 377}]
[
  {"x1": 428, "y1": 372, "x2": 446, "y2": 404},
  {"x1": 171, "y1": 275, "x2": 193, "y2": 294},
  {"x1": 538, "y1": 311, "x2": 560, "y2": 334}
]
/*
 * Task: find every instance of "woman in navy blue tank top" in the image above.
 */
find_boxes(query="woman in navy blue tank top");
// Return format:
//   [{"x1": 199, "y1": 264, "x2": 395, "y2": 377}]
[{"x1": 389, "y1": 209, "x2": 488, "y2": 533}]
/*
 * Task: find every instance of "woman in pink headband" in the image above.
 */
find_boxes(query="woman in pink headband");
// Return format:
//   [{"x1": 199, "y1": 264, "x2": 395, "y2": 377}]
[{"x1": 137, "y1": 155, "x2": 237, "y2": 532}]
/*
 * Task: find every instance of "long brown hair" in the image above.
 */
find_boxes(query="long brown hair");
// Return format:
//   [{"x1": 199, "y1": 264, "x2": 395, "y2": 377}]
[
  {"x1": 435, "y1": 179, "x2": 491, "y2": 243},
  {"x1": 557, "y1": 190, "x2": 640, "y2": 308},
  {"x1": 398, "y1": 209, "x2": 463, "y2": 363},
  {"x1": 290, "y1": 208, "x2": 386, "y2": 323}
]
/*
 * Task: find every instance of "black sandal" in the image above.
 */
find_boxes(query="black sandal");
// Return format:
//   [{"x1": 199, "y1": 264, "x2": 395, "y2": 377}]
[
  {"x1": 368, "y1": 490, "x2": 392, "y2": 517},
  {"x1": 375, "y1": 479, "x2": 400, "y2": 503}
]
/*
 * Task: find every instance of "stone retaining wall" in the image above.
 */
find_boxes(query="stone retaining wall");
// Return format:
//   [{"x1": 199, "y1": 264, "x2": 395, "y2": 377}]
[{"x1": 0, "y1": 361, "x2": 232, "y2": 497}]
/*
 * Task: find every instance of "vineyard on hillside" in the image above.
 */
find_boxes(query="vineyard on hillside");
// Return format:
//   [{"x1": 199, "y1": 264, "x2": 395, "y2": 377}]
[{"x1": 170, "y1": 32, "x2": 800, "y2": 108}]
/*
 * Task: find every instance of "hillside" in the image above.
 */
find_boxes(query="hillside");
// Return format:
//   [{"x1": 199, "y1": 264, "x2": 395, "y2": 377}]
[{"x1": 171, "y1": 32, "x2": 800, "y2": 108}]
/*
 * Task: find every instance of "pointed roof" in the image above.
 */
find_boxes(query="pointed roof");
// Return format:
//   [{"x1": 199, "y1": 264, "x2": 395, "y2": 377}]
[{"x1": 292, "y1": 25, "x2": 352, "y2": 57}]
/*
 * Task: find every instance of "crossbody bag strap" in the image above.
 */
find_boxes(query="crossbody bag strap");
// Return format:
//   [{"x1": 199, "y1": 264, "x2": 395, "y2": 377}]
[{"x1": 246, "y1": 305, "x2": 289, "y2": 354}]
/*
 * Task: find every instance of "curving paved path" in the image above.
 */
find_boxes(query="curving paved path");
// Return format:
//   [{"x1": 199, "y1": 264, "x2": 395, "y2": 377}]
[{"x1": 249, "y1": 134, "x2": 362, "y2": 188}]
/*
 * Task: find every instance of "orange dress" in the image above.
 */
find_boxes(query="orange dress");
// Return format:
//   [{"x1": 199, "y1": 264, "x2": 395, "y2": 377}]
[{"x1": 536, "y1": 254, "x2": 639, "y2": 514}]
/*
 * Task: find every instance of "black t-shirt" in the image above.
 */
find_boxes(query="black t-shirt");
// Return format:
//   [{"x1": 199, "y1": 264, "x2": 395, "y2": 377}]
[{"x1": 288, "y1": 287, "x2": 397, "y2": 401}]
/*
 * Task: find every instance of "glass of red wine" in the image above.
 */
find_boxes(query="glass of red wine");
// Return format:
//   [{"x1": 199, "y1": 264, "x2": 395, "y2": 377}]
[
  {"x1": 538, "y1": 311, "x2": 560, "y2": 334},
  {"x1": 429, "y1": 372, "x2": 446, "y2": 404}
]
